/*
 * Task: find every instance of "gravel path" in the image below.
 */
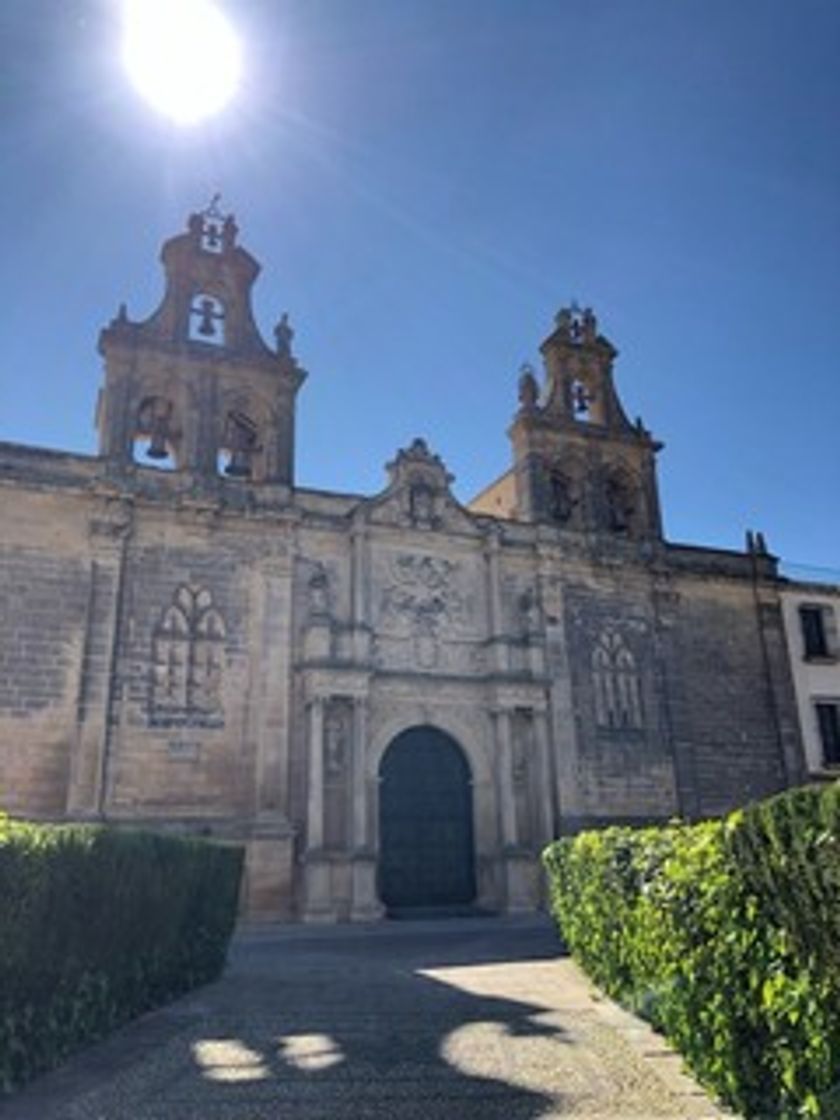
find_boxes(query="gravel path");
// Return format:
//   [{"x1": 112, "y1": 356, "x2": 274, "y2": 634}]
[{"x1": 1, "y1": 915, "x2": 734, "y2": 1119}]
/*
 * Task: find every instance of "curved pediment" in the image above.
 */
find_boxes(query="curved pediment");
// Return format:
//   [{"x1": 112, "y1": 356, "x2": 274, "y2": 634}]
[{"x1": 356, "y1": 438, "x2": 482, "y2": 537}]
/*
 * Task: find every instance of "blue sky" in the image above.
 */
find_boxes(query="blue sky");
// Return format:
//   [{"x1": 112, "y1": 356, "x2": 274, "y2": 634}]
[{"x1": 1, "y1": 1, "x2": 838, "y2": 571}]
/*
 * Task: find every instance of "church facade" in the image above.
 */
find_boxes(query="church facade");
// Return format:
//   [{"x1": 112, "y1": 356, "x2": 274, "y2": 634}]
[{"x1": 0, "y1": 205, "x2": 807, "y2": 921}]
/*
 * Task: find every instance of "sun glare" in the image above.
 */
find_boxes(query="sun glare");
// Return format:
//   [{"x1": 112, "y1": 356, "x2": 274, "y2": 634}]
[{"x1": 121, "y1": 0, "x2": 242, "y2": 125}]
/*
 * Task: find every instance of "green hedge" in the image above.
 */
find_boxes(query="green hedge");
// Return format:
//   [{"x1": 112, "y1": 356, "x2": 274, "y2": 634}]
[
  {"x1": 0, "y1": 816, "x2": 244, "y2": 1092},
  {"x1": 543, "y1": 782, "x2": 840, "y2": 1119}
]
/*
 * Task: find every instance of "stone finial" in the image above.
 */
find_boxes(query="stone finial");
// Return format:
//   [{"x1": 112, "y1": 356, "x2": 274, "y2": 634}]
[{"x1": 555, "y1": 307, "x2": 573, "y2": 339}]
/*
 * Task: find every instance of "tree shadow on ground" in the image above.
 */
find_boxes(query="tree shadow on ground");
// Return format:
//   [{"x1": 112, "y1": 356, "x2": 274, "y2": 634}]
[{"x1": 2, "y1": 919, "x2": 578, "y2": 1120}]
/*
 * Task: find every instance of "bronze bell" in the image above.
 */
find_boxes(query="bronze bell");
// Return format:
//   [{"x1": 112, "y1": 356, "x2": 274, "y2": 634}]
[
  {"x1": 225, "y1": 447, "x2": 252, "y2": 477},
  {"x1": 147, "y1": 427, "x2": 169, "y2": 459}
]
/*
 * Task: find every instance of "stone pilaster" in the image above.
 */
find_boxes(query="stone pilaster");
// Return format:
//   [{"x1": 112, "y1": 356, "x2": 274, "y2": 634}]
[
  {"x1": 252, "y1": 550, "x2": 294, "y2": 820},
  {"x1": 66, "y1": 502, "x2": 132, "y2": 817},
  {"x1": 494, "y1": 708, "x2": 517, "y2": 848},
  {"x1": 533, "y1": 708, "x2": 555, "y2": 844},
  {"x1": 307, "y1": 696, "x2": 325, "y2": 850}
]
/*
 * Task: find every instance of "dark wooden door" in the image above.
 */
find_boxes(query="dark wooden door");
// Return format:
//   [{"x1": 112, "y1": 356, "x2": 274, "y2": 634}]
[{"x1": 378, "y1": 727, "x2": 476, "y2": 909}]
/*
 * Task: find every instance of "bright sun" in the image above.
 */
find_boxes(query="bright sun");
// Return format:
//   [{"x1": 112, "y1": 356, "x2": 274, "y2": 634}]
[{"x1": 121, "y1": 0, "x2": 242, "y2": 125}]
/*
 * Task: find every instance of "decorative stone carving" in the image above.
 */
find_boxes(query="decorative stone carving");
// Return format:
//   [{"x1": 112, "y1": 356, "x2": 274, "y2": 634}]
[
  {"x1": 591, "y1": 628, "x2": 643, "y2": 730},
  {"x1": 89, "y1": 497, "x2": 134, "y2": 541},
  {"x1": 409, "y1": 482, "x2": 435, "y2": 528},
  {"x1": 518, "y1": 587, "x2": 542, "y2": 637},
  {"x1": 150, "y1": 585, "x2": 226, "y2": 727},
  {"x1": 517, "y1": 364, "x2": 539, "y2": 411},
  {"x1": 308, "y1": 564, "x2": 331, "y2": 619},
  {"x1": 324, "y1": 700, "x2": 350, "y2": 779},
  {"x1": 371, "y1": 635, "x2": 485, "y2": 675},
  {"x1": 380, "y1": 554, "x2": 467, "y2": 634},
  {"x1": 274, "y1": 312, "x2": 294, "y2": 359},
  {"x1": 511, "y1": 721, "x2": 529, "y2": 784},
  {"x1": 384, "y1": 439, "x2": 451, "y2": 529},
  {"x1": 413, "y1": 615, "x2": 438, "y2": 669}
]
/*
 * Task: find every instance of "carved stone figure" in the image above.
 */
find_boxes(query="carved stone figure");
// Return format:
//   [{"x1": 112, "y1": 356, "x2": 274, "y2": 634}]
[
  {"x1": 410, "y1": 483, "x2": 434, "y2": 527},
  {"x1": 518, "y1": 364, "x2": 539, "y2": 411},
  {"x1": 324, "y1": 706, "x2": 348, "y2": 778},
  {"x1": 274, "y1": 312, "x2": 294, "y2": 358},
  {"x1": 308, "y1": 566, "x2": 330, "y2": 617},
  {"x1": 518, "y1": 588, "x2": 541, "y2": 636}
]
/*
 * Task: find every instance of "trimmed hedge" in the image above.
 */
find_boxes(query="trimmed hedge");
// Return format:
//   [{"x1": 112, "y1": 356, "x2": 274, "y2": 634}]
[
  {"x1": 544, "y1": 782, "x2": 840, "y2": 1119},
  {"x1": 0, "y1": 816, "x2": 243, "y2": 1092}
]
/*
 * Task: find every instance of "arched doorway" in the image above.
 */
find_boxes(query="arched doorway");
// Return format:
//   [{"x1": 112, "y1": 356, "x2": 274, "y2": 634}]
[{"x1": 378, "y1": 726, "x2": 476, "y2": 911}]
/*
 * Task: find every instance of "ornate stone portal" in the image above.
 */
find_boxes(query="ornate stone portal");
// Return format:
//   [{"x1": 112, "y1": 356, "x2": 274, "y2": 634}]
[{"x1": 0, "y1": 207, "x2": 807, "y2": 923}]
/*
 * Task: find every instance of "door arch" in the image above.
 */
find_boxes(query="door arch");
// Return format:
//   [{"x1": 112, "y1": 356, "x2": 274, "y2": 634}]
[{"x1": 378, "y1": 726, "x2": 476, "y2": 910}]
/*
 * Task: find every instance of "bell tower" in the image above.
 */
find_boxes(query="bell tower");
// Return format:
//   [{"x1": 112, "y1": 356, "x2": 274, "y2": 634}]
[
  {"x1": 509, "y1": 305, "x2": 662, "y2": 537},
  {"x1": 96, "y1": 199, "x2": 306, "y2": 484}
]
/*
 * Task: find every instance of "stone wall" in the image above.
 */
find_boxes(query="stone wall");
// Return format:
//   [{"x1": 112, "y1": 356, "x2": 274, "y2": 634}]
[
  {"x1": 0, "y1": 489, "x2": 90, "y2": 815},
  {"x1": 0, "y1": 444, "x2": 808, "y2": 921}
]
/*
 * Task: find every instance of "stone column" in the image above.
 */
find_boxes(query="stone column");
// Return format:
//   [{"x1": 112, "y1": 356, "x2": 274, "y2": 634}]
[
  {"x1": 533, "y1": 709, "x2": 555, "y2": 844},
  {"x1": 350, "y1": 695, "x2": 382, "y2": 920},
  {"x1": 351, "y1": 524, "x2": 368, "y2": 626},
  {"x1": 253, "y1": 553, "x2": 293, "y2": 819},
  {"x1": 303, "y1": 694, "x2": 334, "y2": 921},
  {"x1": 351, "y1": 697, "x2": 368, "y2": 847},
  {"x1": 485, "y1": 530, "x2": 508, "y2": 673},
  {"x1": 241, "y1": 550, "x2": 296, "y2": 921},
  {"x1": 543, "y1": 575, "x2": 583, "y2": 831},
  {"x1": 307, "y1": 696, "x2": 325, "y2": 850},
  {"x1": 497, "y1": 706, "x2": 540, "y2": 912}
]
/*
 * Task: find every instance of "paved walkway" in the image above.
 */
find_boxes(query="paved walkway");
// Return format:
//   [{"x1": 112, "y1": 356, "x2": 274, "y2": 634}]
[{"x1": 2, "y1": 916, "x2": 733, "y2": 1119}]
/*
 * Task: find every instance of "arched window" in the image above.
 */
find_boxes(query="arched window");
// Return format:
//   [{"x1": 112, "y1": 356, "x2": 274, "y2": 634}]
[
  {"x1": 150, "y1": 586, "x2": 226, "y2": 726},
  {"x1": 135, "y1": 395, "x2": 178, "y2": 468},
  {"x1": 219, "y1": 409, "x2": 259, "y2": 477},
  {"x1": 548, "y1": 468, "x2": 574, "y2": 523},
  {"x1": 189, "y1": 293, "x2": 225, "y2": 345},
  {"x1": 604, "y1": 472, "x2": 636, "y2": 533},
  {"x1": 591, "y1": 629, "x2": 643, "y2": 730}
]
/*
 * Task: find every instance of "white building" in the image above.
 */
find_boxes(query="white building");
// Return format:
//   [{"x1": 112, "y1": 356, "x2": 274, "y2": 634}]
[{"x1": 781, "y1": 585, "x2": 840, "y2": 779}]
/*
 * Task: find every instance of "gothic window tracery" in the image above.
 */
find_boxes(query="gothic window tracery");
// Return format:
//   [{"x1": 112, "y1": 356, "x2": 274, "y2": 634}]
[
  {"x1": 150, "y1": 585, "x2": 226, "y2": 726},
  {"x1": 591, "y1": 629, "x2": 643, "y2": 730}
]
